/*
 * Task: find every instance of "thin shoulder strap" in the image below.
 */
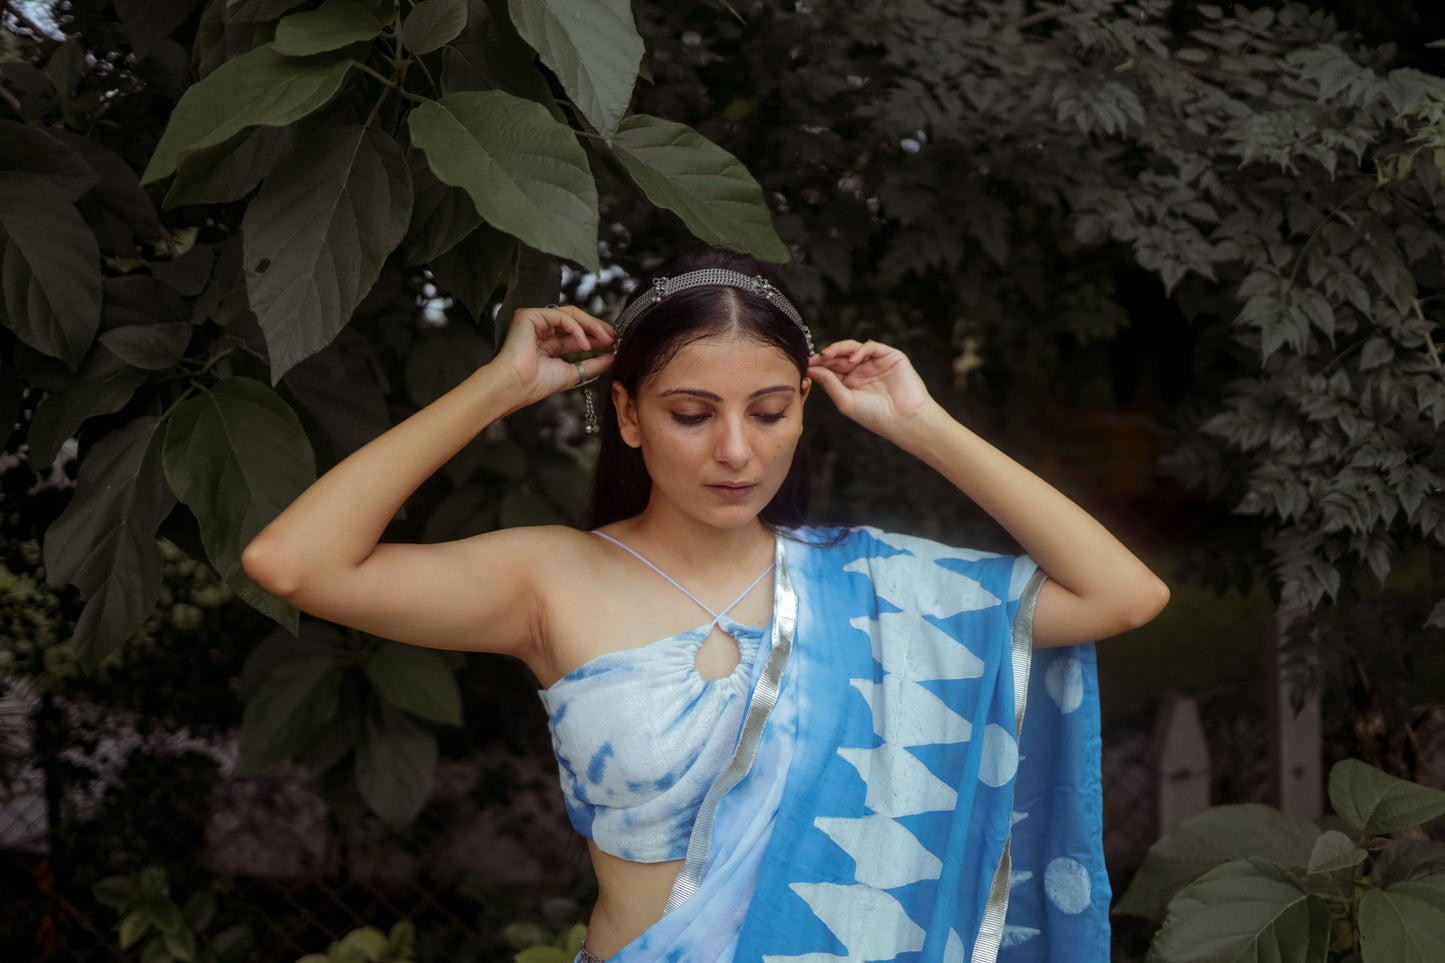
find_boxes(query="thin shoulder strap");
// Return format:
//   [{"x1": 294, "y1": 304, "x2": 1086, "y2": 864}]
[{"x1": 591, "y1": 530, "x2": 774, "y2": 624}]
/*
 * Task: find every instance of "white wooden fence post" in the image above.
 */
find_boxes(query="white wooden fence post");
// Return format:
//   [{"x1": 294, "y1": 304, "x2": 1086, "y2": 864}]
[
  {"x1": 1154, "y1": 691, "x2": 1211, "y2": 835},
  {"x1": 1266, "y1": 609, "x2": 1322, "y2": 818}
]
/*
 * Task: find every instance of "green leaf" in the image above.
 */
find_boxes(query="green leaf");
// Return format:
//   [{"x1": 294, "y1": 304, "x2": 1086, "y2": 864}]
[
  {"x1": 334, "y1": 927, "x2": 389, "y2": 960},
  {"x1": 43, "y1": 417, "x2": 175, "y2": 671},
  {"x1": 1306, "y1": 829, "x2": 1367, "y2": 874},
  {"x1": 363, "y1": 643, "x2": 463, "y2": 726},
  {"x1": 296, "y1": 672, "x2": 363, "y2": 771},
  {"x1": 27, "y1": 350, "x2": 149, "y2": 469},
  {"x1": 0, "y1": 180, "x2": 103, "y2": 368},
  {"x1": 441, "y1": 2, "x2": 562, "y2": 118},
  {"x1": 402, "y1": 155, "x2": 483, "y2": 265},
  {"x1": 610, "y1": 114, "x2": 789, "y2": 263},
  {"x1": 494, "y1": 240, "x2": 559, "y2": 340},
  {"x1": 1116, "y1": 804, "x2": 1320, "y2": 920},
  {"x1": 428, "y1": 224, "x2": 515, "y2": 321},
  {"x1": 99, "y1": 324, "x2": 193, "y2": 371},
  {"x1": 506, "y1": 0, "x2": 641, "y2": 142},
  {"x1": 404, "y1": 320, "x2": 494, "y2": 408},
  {"x1": 142, "y1": 44, "x2": 351, "y2": 183},
  {"x1": 280, "y1": 328, "x2": 392, "y2": 467},
  {"x1": 181, "y1": 890, "x2": 217, "y2": 933},
  {"x1": 407, "y1": 91, "x2": 599, "y2": 270},
  {"x1": 238, "y1": 655, "x2": 344, "y2": 769},
  {"x1": 354, "y1": 700, "x2": 438, "y2": 826},
  {"x1": 164, "y1": 125, "x2": 297, "y2": 208},
  {"x1": 1330, "y1": 759, "x2": 1445, "y2": 835},
  {"x1": 93, "y1": 875, "x2": 135, "y2": 910},
  {"x1": 242, "y1": 125, "x2": 413, "y2": 381},
  {"x1": 164, "y1": 924, "x2": 197, "y2": 962},
  {"x1": 400, "y1": 0, "x2": 469, "y2": 56},
  {"x1": 1374, "y1": 840, "x2": 1445, "y2": 889},
  {"x1": 120, "y1": 911, "x2": 150, "y2": 949},
  {"x1": 225, "y1": 0, "x2": 306, "y2": 24},
  {"x1": 115, "y1": 0, "x2": 204, "y2": 58},
  {"x1": 1359, "y1": 883, "x2": 1445, "y2": 963},
  {"x1": 162, "y1": 378, "x2": 317, "y2": 630},
  {"x1": 273, "y1": 0, "x2": 384, "y2": 56},
  {"x1": 1148, "y1": 859, "x2": 1331, "y2": 963},
  {"x1": 0, "y1": 120, "x2": 99, "y2": 199}
]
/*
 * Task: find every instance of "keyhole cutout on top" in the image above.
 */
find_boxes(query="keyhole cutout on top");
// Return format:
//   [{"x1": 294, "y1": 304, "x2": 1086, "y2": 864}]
[{"x1": 693, "y1": 624, "x2": 743, "y2": 681}]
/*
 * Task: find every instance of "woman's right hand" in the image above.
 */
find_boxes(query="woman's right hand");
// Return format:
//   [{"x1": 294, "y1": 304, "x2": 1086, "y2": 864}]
[{"x1": 493, "y1": 305, "x2": 615, "y2": 409}]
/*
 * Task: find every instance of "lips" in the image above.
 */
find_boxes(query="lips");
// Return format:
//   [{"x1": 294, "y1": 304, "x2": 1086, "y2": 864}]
[{"x1": 706, "y1": 482, "x2": 758, "y2": 501}]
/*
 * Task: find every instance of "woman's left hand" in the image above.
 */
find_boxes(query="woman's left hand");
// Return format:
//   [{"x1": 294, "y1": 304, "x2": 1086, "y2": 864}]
[{"x1": 807, "y1": 340, "x2": 937, "y2": 438}]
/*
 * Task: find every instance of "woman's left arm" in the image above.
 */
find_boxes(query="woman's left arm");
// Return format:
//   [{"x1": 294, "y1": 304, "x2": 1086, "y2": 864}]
[{"x1": 808, "y1": 340, "x2": 1169, "y2": 647}]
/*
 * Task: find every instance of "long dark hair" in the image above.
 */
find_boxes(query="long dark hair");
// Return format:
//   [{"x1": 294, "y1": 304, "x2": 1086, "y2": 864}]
[{"x1": 586, "y1": 248, "x2": 812, "y2": 530}]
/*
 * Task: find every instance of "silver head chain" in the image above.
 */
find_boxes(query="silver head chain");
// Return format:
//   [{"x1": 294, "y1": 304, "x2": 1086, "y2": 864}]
[{"x1": 612, "y1": 268, "x2": 813, "y2": 356}]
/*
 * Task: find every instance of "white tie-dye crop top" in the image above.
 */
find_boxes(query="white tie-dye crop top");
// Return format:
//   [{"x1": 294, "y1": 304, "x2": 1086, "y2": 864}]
[{"x1": 536, "y1": 533, "x2": 775, "y2": 863}]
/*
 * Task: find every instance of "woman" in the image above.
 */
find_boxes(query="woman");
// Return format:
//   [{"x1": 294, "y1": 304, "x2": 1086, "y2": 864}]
[{"x1": 242, "y1": 248, "x2": 1168, "y2": 962}]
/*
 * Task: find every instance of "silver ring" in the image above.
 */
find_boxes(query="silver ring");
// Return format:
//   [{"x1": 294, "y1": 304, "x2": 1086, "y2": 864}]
[{"x1": 575, "y1": 361, "x2": 588, "y2": 387}]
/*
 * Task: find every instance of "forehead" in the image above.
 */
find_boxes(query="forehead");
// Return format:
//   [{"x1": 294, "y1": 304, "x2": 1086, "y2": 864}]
[{"x1": 648, "y1": 336, "x2": 799, "y2": 392}]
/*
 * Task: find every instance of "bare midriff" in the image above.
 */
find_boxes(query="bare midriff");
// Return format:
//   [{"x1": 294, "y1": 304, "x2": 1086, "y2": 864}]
[{"x1": 582, "y1": 843, "x2": 686, "y2": 958}]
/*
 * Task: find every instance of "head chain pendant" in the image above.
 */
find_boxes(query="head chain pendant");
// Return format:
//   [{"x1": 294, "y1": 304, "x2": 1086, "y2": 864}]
[{"x1": 612, "y1": 269, "x2": 814, "y2": 356}]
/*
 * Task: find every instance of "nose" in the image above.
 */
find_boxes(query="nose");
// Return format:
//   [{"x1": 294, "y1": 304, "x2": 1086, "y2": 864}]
[{"x1": 713, "y1": 414, "x2": 752, "y2": 469}]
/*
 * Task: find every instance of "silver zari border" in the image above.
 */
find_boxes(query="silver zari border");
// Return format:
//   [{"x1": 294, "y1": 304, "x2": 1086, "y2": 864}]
[
  {"x1": 665, "y1": 533, "x2": 798, "y2": 912},
  {"x1": 971, "y1": 567, "x2": 1048, "y2": 963}
]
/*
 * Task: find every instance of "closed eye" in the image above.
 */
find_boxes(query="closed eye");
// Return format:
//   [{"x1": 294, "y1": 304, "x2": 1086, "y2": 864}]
[
  {"x1": 671, "y1": 413, "x2": 709, "y2": 426},
  {"x1": 753, "y1": 412, "x2": 788, "y2": 423}
]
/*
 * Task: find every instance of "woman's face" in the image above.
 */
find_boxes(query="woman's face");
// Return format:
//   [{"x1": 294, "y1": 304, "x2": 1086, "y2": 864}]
[{"x1": 614, "y1": 334, "x2": 810, "y2": 531}]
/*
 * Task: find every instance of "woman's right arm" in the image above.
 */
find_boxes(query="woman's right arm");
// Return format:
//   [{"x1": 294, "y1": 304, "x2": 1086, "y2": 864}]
[{"x1": 240, "y1": 306, "x2": 613, "y2": 658}]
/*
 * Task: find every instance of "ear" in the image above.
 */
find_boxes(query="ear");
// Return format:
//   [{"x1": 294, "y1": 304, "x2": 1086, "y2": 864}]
[
  {"x1": 800, "y1": 375, "x2": 812, "y2": 403},
  {"x1": 612, "y1": 382, "x2": 642, "y2": 448}
]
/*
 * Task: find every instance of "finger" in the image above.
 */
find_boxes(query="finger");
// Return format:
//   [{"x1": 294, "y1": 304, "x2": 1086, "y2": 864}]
[
  {"x1": 577, "y1": 352, "x2": 614, "y2": 384},
  {"x1": 558, "y1": 304, "x2": 616, "y2": 343},
  {"x1": 806, "y1": 365, "x2": 853, "y2": 413},
  {"x1": 820, "y1": 339, "x2": 863, "y2": 357}
]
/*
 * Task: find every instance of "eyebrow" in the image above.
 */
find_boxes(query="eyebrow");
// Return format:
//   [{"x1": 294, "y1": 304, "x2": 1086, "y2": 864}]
[{"x1": 659, "y1": 385, "x2": 796, "y2": 402}]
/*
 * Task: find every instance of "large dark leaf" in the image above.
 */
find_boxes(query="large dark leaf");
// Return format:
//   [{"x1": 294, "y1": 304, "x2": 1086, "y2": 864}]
[
  {"x1": 226, "y1": 0, "x2": 307, "y2": 23},
  {"x1": 404, "y1": 320, "x2": 494, "y2": 407},
  {"x1": 43, "y1": 416, "x2": 175, "y2": 670},
  {"x1": 407, "y1": 91, "x2": 599, "y2": 270},
  {"x1": 0, "y1": 181, "x2": 103, "y2": 368},
  {"x1": 1115, "y1": 804, "x2": 1320, "y2": 920},
  {"x1": 505, "y1": 0, "x2": 641, "y2": 142},
  {"x1": 1148, "y1": 859, "x2": 1331, "y2": 963},
  {"x1": 362, "y1": 643, "x2": 463, "y2": 726},
  {"x1": 611, "y1": 114, "x2": 789, "y2": 263},
  {"x1": 355, "y1": 699, "x2": 438, "y2": 826},
  {"x1": 142, "y1": 44, "x2": 351, "y2": 183},
  {"x1": 0, "y1": 121, "x2": 98, "y2": 199},
  {"x1": 442, "y1": 1, "x2": 561, "y2": 119},
  {"x1": 238, "y1": 654, "x2": 344, "y2": 770},
  {"x1": 400, "y1": 0, "x2": 468, "y2": 56},
  {"x1": 428, "y1": 224, "x2": 514, "y2": 321},
  {"x1": 1331, "y1": 759, "x2": 1445, "y2": 836},
  {"x1": 162, "y1": 377, "x2": 317, "y2": 630},
  {"x1": 401, "y1": 154, "x2": 483, "y2": 265},
  {"x1": 280, "y1": 328, "x2": 391, "y2": 467},
  {"x1": 48, "y1": 130, "x2": 166, "y2": 256},
  {"x1": 99, "y1": 325, "x2": 193, "y2": 371},
  {"x1": 27, "y1": 348, "x2": 148, "y2": 469},
  {"x1": 1359, "y1": 883, "x2": 1445, "y2": 963},
  {"x1": 495, "y1": 241, "x2": 559, "y2": 338},
  {"x1": 164, "y1": 125, "x2": 297, "y2": 208},
  {"x1": 242, "y1": 125, "x2": 412, "y2": 381},
  {"x1": 100, "y1": 275, "x2": 188, "y2": 331},
  {"x1": 115, "y1": 0, "x2": 206, "y2": 57},
  {"x1": 273, "y1": 0, "x2": 385, "y2": 56},
  {"x1": 195, "y1": 0, "x2": 276, "y2": 77}
]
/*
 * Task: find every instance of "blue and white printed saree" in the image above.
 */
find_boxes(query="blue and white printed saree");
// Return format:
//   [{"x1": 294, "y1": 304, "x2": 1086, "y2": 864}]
[{"x1": 607, "y1": 526, "x2": 1109, "y2": 963}]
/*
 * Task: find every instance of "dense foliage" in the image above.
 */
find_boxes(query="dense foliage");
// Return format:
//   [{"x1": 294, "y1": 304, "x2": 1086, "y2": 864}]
[
  {"x1": 2, "y1": 0, "x2": 1443, "y2": 826},
  {"x1": 1117, "y1": 758, "x2": 1445, "y2": 962}
]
